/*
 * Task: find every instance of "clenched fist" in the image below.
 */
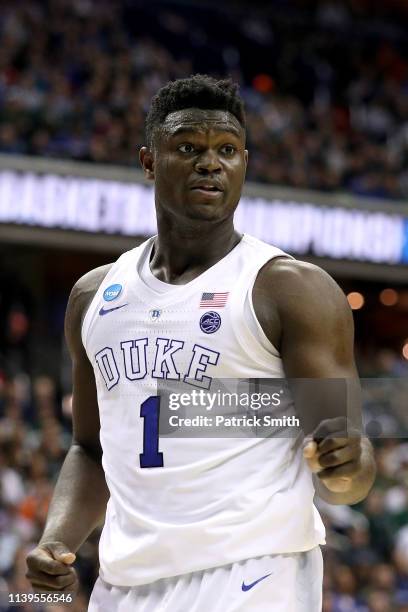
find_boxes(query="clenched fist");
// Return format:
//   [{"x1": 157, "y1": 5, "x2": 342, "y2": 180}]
[
  {"x1": 303, "y1": 417, "x2": 362, "y2": 493},
  {"x1": 26, "y1": 542, "x2": 78, "y2": 593}
]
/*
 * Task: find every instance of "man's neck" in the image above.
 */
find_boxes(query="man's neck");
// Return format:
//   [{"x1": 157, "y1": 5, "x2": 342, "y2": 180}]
[{"x1": 150, "y1": 215, "x2": 241, "y2": 284}]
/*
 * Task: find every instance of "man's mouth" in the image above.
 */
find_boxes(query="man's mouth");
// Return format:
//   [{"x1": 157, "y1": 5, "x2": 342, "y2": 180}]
[{"x1": 190, "y1": 183, "x2": 223, "y2": 193}]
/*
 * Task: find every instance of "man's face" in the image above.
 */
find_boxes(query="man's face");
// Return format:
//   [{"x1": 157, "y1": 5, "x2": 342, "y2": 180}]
[{"x1": 140, "y1": 108, "x2": 248, "y2": 222}]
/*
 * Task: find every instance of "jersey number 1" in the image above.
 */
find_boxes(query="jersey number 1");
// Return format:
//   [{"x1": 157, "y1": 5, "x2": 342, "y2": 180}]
[{"x1": 139, "y1": 396, "x2": 164, "y2": 468}]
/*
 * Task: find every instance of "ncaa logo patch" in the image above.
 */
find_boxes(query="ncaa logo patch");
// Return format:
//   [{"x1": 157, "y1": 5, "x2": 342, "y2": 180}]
[
  {"x1": 149, "y1": 308, "x2": 162, "y2": 321},
  {"x1": 200, "y1": 311, "x2": 221, "y2": 334},
  {"x1": 103, "y1": 284, "x2": 122, "y2": 302}
]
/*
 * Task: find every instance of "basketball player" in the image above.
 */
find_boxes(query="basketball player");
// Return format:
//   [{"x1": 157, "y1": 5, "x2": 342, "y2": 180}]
[{"x1": 26, "y1": 75, "x2": 376, "y2": 611}]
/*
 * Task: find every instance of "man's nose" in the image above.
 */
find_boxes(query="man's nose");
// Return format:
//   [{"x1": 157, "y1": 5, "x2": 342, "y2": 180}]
[{"x1": 195, "y1": 150, "x2": 222, "y2": 173}]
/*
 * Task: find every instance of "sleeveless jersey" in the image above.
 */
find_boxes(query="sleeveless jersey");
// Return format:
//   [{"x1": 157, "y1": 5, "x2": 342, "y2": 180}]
[{"x1": 81, "y1": 233, "x2": 325, "y2": 587}]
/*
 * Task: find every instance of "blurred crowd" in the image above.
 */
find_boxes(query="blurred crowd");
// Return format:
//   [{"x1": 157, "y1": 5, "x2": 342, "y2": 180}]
[
  {"x1": 0, "y1": 374, "x2": 96, "y2": 612},
  {"x1": 0, "y1": 0, "x2": 407, "y2": 200}
]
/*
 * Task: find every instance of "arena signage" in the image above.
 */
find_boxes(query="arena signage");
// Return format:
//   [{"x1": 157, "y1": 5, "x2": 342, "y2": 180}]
[{"x1": 0, "y1": 170, "x2": 406, "y2": 265}]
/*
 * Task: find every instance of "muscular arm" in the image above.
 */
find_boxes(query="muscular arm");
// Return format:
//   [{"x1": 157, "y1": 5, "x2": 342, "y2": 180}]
[
  {"x1": 253, "y1": 259, "x2": 376, "y2": 505},
  {"x1": 39, "y1": 264, "x2": 112, "y2": 552}
]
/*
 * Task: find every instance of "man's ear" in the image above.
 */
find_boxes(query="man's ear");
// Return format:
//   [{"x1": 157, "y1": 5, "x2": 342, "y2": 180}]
[{"x1": 139, "y1": 147, "x2": 155, "y2": 180}]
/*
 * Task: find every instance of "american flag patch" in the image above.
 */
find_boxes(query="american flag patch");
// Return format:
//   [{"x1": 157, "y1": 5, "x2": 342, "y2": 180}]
[{"x1": 199, "y1": 292, "x2": 229, "y2": 308}]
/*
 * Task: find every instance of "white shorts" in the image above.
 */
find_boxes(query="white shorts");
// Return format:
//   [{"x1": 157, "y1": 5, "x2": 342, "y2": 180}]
[{"x1": 88, "y1": 547, "x2": 323, "y2": 612}]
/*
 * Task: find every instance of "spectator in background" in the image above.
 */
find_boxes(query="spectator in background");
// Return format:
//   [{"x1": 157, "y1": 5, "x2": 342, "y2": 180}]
[{"x1": 0, "y1": 0, "x2": 407, "y2": 199}]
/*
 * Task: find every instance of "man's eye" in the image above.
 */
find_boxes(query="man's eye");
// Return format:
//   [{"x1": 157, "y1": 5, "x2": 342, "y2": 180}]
[
  {"x1": 178, "y1": 144, "x2": 195, "y2": 153},
  {"x1": 221, "y1": 145, "x2": 236, "y2": 155}
]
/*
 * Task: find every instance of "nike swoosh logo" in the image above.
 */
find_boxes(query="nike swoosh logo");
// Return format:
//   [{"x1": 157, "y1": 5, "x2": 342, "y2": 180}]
[
  {"x1": 99, "y1": 303, "x2": 129, "y2": 316},
  {"x1": 241, "y1": 572, "x2": 273, "y2": 592}
]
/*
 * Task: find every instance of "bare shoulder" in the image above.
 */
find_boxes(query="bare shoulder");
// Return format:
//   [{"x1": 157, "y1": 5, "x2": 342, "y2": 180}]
[
  {"x1": 65, "y1": 264, "x2": 113, "y2": 354},
  {"x1": 255, "y1": 257, "x2": 349, "y2": 314},
  {"x1": 253, "y1": 257, "x2": 352, "y2": 351},
  {"x1": 70, "y1": 264, "x2": 114, "y2": 304}
]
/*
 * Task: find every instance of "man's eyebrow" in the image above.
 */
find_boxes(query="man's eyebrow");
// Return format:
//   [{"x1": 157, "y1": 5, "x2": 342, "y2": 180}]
[{"x1": 168, "y1": 125, "x2": 242, "y2": 138}]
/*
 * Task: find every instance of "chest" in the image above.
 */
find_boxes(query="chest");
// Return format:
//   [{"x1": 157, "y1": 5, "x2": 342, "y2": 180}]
[{"x1": 87, "y1": 298, "x2": 251, "y2": 395}]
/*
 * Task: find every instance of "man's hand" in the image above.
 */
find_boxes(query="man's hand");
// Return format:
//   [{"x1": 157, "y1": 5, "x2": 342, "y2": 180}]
[
  {"x1": 26, "y1": 542, "x2": 78, "y2": 593},
  {"x1": 303, "y1": 417, "x2": 362, "y2": 493}
]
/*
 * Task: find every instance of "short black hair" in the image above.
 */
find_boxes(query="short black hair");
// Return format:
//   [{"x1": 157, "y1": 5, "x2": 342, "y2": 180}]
[{"x1": 145, "y1": 74, "x2": 246, "y2": 148}]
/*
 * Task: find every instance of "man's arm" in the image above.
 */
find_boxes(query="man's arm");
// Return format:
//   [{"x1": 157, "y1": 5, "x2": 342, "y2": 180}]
[
  {"x1": 253, "y1": 259, "x2": 376, "y2": 505},
  {"x1": 26, "y1": 265, "x2": 112, "y2": 592}
]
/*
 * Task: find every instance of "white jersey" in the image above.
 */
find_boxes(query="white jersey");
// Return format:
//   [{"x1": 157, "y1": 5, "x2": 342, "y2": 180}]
[{"x1": 82, "y1": 233, "x2": 325, "y2": 587}]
